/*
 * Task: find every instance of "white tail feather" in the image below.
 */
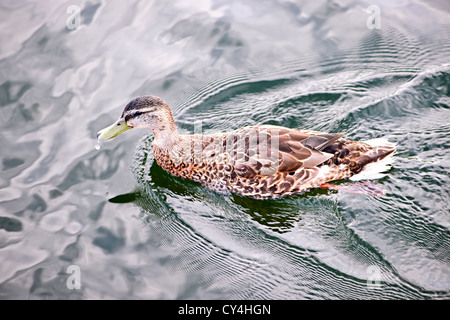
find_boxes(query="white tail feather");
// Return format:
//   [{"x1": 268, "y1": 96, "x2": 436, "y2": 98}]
[
  {"x1": 350, "y1": 138, "x2": 396, "y2": 181},
  {"x1": 364, "y1": 138, "x2": 396, "y2": 149}
]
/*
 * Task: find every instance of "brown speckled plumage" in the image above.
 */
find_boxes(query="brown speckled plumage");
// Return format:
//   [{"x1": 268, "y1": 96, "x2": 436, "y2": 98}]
[{"x1": 98, "y1": 96, "x2": 396, "y2": 199}]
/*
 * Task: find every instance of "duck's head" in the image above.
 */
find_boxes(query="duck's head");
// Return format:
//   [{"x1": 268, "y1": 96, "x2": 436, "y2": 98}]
[{"x1": 97, "y1": 95, "x2": 177, "y2": 141}]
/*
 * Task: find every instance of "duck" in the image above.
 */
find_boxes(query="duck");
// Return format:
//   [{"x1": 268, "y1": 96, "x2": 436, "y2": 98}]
[{"x1": 97, "y1": 95, "x2": 396, "y2": 199}]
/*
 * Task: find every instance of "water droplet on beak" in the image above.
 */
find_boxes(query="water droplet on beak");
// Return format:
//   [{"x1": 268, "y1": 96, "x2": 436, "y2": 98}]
[{"x1": 95, "y1": 140, "x2": 101, "y2": 150}]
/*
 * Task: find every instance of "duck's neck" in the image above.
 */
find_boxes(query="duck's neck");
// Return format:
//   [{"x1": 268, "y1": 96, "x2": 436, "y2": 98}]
[{"x1": 153, "y1": 128, "x2": 180, "y2": 150}]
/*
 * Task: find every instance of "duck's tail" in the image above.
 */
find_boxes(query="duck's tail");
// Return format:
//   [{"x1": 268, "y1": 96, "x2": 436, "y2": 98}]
[{"x1": 349, "y1": 138, "x2": 396, "y2": 181}]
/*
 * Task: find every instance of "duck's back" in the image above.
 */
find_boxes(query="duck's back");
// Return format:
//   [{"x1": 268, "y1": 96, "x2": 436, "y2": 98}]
[{"x1": 153, "y1": 125, "x2": 395, "y2": 199}]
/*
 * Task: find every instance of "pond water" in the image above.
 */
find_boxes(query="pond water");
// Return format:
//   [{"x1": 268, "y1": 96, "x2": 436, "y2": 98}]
[{"x1": 0, "y1": 0, "x2": 449, "y2": 299}]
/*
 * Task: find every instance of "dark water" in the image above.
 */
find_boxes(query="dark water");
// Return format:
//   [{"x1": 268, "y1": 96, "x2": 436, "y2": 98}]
[{"x1": 1, "y1": 0, "x2": 449, "y2": 299}]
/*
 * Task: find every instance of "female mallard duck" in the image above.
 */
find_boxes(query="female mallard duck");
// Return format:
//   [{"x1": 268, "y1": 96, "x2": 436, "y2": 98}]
[{"x1": 98, "y1": 96, "x2": 395, "y2": 199}]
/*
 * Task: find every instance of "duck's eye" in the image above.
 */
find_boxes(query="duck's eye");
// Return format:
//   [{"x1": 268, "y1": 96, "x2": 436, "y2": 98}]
[{"x1": 135, "y1": 111, "x2": 142, "y2": 116}]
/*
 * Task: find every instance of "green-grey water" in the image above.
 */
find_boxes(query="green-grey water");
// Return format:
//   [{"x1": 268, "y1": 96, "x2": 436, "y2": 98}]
[{"x1": 0, "y1": 0, "x2": 449, "y2": 299}]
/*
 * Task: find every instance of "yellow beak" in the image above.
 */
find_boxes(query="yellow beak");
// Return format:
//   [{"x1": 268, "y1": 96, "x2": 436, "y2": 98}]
[{"x1": 97, "y1": 118, "x2": 132, "y2": 140}]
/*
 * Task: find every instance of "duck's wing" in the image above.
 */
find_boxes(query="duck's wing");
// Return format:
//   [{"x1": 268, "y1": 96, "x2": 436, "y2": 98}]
[{"x1": 220, "y1": 125, "x2": 344, "y2": 178}]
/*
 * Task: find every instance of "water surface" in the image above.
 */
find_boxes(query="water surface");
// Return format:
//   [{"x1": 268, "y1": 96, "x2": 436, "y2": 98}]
[{"x1": 0, "y1": 0, "x2": 449, "y2": 299}]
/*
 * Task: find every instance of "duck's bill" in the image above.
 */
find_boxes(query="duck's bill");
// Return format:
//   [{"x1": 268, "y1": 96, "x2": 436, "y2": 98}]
[{"x1": 97, "y1": 118, "x2": 132, "y2": 140}]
